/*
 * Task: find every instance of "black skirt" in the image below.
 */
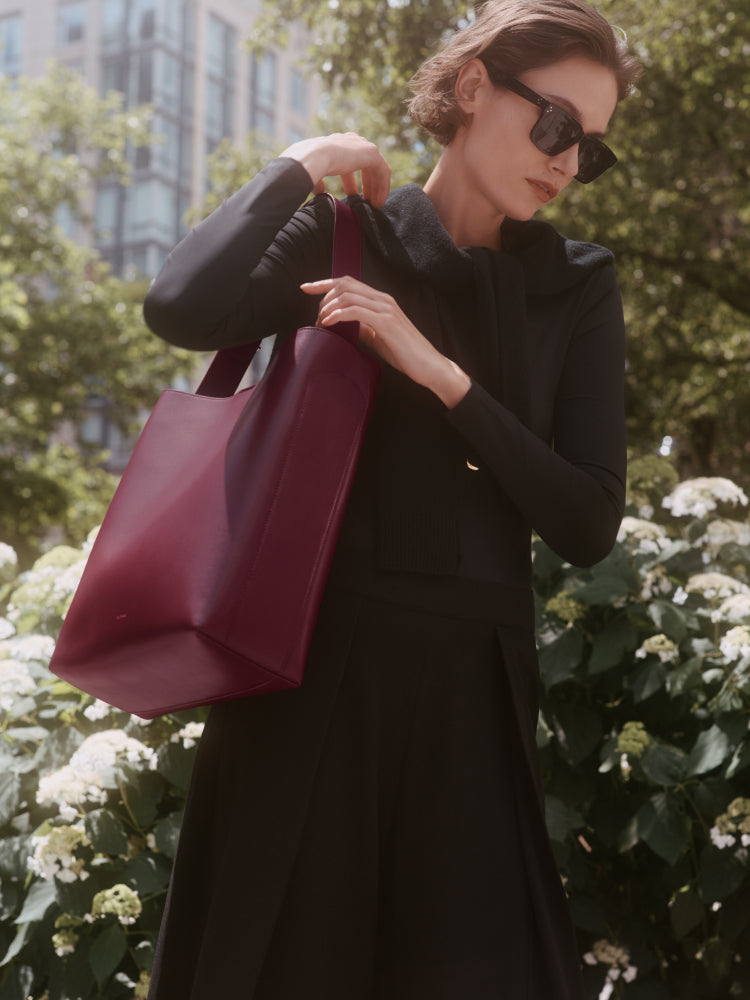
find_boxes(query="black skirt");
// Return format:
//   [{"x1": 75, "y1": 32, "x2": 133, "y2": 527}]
[{"x1": 148, "y1": 575, "x2": 584, "y2": 1000}]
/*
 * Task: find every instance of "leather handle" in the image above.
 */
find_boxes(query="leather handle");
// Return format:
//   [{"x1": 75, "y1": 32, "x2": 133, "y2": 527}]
[{"x1": 197, "y1": 196, "x2": 363, "y2": 398}]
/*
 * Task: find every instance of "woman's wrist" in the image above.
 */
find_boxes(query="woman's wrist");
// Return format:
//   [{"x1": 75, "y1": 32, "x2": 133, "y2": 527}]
[{"x1": 423, "y1": 356, "x2": 472, "y2": 409}]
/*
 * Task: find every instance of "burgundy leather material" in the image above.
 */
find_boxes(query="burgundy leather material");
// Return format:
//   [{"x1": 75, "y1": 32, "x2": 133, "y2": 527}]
[{"x1": 50, "y1": 198, "x2": 379, "y2": 719}]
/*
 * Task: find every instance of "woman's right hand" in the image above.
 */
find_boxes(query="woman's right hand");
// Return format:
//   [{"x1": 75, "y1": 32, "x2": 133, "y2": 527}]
[{"x1": 280, "y1": 133, "x2": 391, "y2": 208}]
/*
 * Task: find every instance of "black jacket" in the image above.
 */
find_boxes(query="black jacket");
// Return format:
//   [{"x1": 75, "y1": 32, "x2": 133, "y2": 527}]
[{"x1": 144, "y1": 157, "x2": 626, "y2": 584}]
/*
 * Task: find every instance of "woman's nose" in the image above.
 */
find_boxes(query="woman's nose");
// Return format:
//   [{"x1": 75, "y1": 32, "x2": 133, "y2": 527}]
[{"x1": 551, "y1": 144, "x2": 580, "y2": 180}]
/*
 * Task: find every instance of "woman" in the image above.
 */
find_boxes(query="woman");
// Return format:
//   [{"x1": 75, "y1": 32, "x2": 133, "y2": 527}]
[{"x1": 144, "y1": 1, "x2": 640, "y2": 997}]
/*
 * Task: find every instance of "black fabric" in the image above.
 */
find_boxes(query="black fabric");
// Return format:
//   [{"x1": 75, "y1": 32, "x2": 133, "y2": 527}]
[
  {"x1": 143, "y1": 155, "x2": 628, "y2": 1000},
  {"x1": 144, "y1": 156, "x2": 627, "y2": 577}
]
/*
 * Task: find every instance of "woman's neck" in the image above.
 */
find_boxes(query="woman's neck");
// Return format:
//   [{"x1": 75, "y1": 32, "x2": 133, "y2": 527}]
[{"x1": 423, "y1": 152, "x2": 505, "y2": 251}]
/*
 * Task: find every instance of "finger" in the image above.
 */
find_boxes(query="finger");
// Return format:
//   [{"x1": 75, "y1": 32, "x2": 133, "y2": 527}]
[
  {"x1": 317, "y1": 289, "x2": 387, "y2": 323},
  {"x1": 313, "y1": 179, "x2": 326, "y2": 196},
  {"x1": 339, "y1": 171, "x2": 359, "y2": 198},
  {"x1": 300, "y1": 279, "x2": 335, "y2": 295},
  {"x1": 362, "y1": 161, "x2": 391, "y2": 209}
]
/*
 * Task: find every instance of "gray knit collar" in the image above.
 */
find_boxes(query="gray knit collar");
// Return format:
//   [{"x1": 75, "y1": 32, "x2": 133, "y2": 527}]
[{"x1": 348, "y1": 183, "x2": 613, "y2": 295}]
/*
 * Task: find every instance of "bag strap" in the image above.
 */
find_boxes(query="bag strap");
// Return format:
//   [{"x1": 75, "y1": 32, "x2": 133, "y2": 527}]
[{"x1": 197, "y1": 195, "x2": 362, "y2": 398}]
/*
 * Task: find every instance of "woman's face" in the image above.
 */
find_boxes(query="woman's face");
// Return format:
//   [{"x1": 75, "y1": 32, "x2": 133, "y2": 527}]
[{"x1": 454, "y1": 56, "x2": 619, "y2": 222}]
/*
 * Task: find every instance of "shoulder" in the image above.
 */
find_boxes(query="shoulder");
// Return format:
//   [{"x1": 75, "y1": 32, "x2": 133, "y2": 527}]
[{"x1": 501, "y1": 217, "x2": 615, "y2": 296}]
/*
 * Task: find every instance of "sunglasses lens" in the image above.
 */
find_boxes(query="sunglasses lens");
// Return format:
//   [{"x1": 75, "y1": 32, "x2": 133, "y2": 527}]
[
  {"x1": 530, "y1": 106, "x2": 582, "y2": 156},
  {"x1": 576, "y1": 138, "x2": 617, "y2": 183}
]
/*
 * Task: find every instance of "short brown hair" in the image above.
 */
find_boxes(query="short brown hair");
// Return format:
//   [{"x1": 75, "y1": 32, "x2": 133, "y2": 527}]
[{"x1": 408, "y1": 0, "x2": 642, "y2": 145}]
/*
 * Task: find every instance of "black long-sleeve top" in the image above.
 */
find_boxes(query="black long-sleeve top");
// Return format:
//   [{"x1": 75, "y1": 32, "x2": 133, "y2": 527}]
[{"x1": 144, "y1": 157, "x2": 626, "y2": 588}]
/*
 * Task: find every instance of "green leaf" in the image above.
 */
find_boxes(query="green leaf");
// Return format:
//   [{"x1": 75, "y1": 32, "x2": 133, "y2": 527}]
[
  {"x1": 85, "y1": 808, "x2": 129, "y2": 857},
  {"x1": 539, "y1": 628, "x2": 584, "y2": 689},
  {"x1": 544, "y1": 795, "x2": 584, "y2": 844},
  {"x1": 569, "y1": 895, "x2": 607, "y2": 933},
  {"x1": 0, "y1": 836, "x2": 32, "y2": 881},
  {"x1": 133, "y1": 939, "x2": 156, "y2": 971},
  {"x1": 3, "y1": 727, "x2": 49, "y2": 742},
  {"x1": 589, "y1": 617, "x2": 638, "y2": 674},
  {"x1": 552, "y1": 703, "x2": 602, "y2": 766},
  {"x1": 647, "y1": 601, "x2": 689, "y2": 642},
  {"x1": 153, "y1": 810, "x2": 183, "y2": 859},
  {"x1": 669, "y1": 886, "x2": 703, "y2": 939},
  {"x1": 686, "y1": 725, "x2": 731, "y2": 776},
  {"x1": 632, "y1": 660, "x2": 667, "y2": 702},
  {"x1": 15, "y1": 879, "x2": 56, "y2": 925},
  {"x1": 641, "y1": 744, "x2": 688, "y2": 786},
  {"x1": 156, "y1": 740, "x2": 198, "y2": 791},
  {"x1": 637, "y1": 792, "x2": 691, "y2": 866},
  {"x1": 573, "y1": 575, "x2": 631, "y2": 605},
  {"x1": 119, "y1": 769, "x2": 165, "y2": 829},
  {"x1": 89, "y1": 923, "x2": 128, "y2": 988},
  {"x1": 0, "y1": 773, "x2": 20, "y2": 828},
  {"x1": 123, "y1": 852, "x2": 172, "y2": 895},
  {"x1": 725, "y1": 739, "x2": 750, "y2": 779},
  {"x1": 700, "y1": 845, "x2": 747, "y2": 904},
  {"x1": 0, "y1": 923, "x2": 32, "y2": 969},
  {"x1": 665, "y1": 656, "x2": 704, "y2": 696}
]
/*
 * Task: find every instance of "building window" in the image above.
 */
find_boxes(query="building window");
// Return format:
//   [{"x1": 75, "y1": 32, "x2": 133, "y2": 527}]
[
  {"x1": 290, "y1": 67, "x2": 306, "y2": 116},
  {"x1": 100, "y1": 54, "x2": 126, "y2": 95},
  {"x1": 155, "y1": 50, "x2": 179, "y2": 107},
  {"x1": 124, "y1": 179, "x2": 177, "y2": 241},
  {"x1": 95, "y1": 186, "x2": 119, "y2": 245},
  {"x1": 250, "y1": 51, "x2": 277, "y2": 137},
  {"x1": 101, "y1": 0, "x2": 125, "y2": 45},
  {"x1": 135, "y1": 50, "x2": 153, "y2": 103},
  {"x1": 207, "y1": 14, "x2": 236, "y2": 78},
  {"x1": 153, "y1": 114, "x2": 179, "y2": 175},
  {"x1": 253, "y1": 51, "x2": 276, "y2": 106},
  {"x1": 58, "y1": 1, "x2": 86, "y2": 45},
  {"x1": 130, "y1": 0, "x2": 155, "y2": 41},
  {"x1": 0, "y1": 13, "x2": 23, "y2": 77}
]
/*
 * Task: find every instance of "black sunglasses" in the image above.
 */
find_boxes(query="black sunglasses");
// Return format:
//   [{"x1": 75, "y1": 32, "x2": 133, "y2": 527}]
[{"x1": 487, "y1": 71, "x2": 617, "y2": 184}]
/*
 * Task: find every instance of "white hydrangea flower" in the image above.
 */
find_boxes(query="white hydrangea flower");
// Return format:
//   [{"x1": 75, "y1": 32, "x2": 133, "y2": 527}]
[
  {"x1": 71, "y1": 729, "x2": 156, "y2": 772},
  {"x1": 685, "y1": 572, "x2": 749, "y2": 600},
  {"x1": 37, "y1": 765, "x2": 107, "y2": 821},
  {"x1": 710, "y1": 825, "x2": 736, "y2": 850},
  {"x1": 711, "y1": 593, "x2": 750, "y2": 624},
  {"x1": 5, "y1": 549, "x2": 87, "y2": 627},
  {"x1": 672, "y1": 586, "x2": 688, "y2": 606},
  {"x1": 618, "y1": 517, "x2": 668, "y2": 555},
  {"x1": 83, "y1": 699, "x2": 112, "y2": 722},
  {"x1": 0, "y1": 657, "x2": 36, "y2": 710},
  {"x1": 29, "y1": 825, "x2": 90, "y2": 883},
  {"x1": 719, "y1": 625, "x2": 750, "y2": 662},
  {"x1": 6, "y1": 633, "x2": 55, "y2": 665},
  {"x1": 0, "y1": 617, "x2": 15, "y2": 640},
  {"x1": 640, "y1": 565, "x2": 674, "y2": 599},
  {"x1": 0, "y1": 542, "x2": 18, "y2": 584},
  {"x1": 635, "y1": 634, "x2": 679, "y2": 663},
  {"x1": 170, "y1": 721, "x2": 205, "y2": 749},
  {"x1": 663, "y1": 477, "x2": 748, "y2": 519},
  {"x1": 37, "y1": 729, "x2": 156, "y2": 820},
  {"x1": 702, "y1": 518, "x2": 750, "y2": 555}
]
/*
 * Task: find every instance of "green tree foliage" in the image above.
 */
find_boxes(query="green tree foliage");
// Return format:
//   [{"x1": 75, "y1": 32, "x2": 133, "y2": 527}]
[
  {"x1": 1, "y1": 471, "x2": 749, "y2": 997},
  {"x1": 0, "y1": 65, "x2": 194, "y2": 559},
  {"x1": 244, "y1": 0, "x2": 749, "y2": 480}
]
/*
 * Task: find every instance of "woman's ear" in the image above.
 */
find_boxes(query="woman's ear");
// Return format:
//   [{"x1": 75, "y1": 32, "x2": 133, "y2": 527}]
[{"x1": 454, "y1": 58, "x2": 489, "y2": 112}]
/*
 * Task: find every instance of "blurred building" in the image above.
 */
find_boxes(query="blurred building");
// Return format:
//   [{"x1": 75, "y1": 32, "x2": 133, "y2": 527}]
[{"x1": 0, "y1": 0, "x2": 314, "y2": 278}]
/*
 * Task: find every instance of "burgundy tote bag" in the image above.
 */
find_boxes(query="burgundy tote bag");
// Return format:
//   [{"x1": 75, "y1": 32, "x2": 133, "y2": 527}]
[{"x1": 50, "y1": 198, "x2": 379, "y2": 719}]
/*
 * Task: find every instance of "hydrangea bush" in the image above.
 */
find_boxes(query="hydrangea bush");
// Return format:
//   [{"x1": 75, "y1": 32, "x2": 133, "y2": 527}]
[
  {"x1": 535, "y1": 467, "x2": 750, "y2": 999},
  {"x1": 0, "y1": 470, "x2": 749, "y2": 998},
  {"x1": 0, "y1": 533, "x2": 204, "y2": 1000}
]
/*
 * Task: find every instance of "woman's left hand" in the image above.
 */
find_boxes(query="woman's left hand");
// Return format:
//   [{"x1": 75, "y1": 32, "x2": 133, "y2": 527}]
[{"x1": 301, "y1": 276, "x2": 471, "y2": 408}]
